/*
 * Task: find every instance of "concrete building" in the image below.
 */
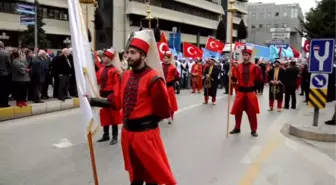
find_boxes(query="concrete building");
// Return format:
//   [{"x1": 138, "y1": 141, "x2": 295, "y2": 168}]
[
  {"x1": 0, "y1": 0, "x2": 224, "y2": 51},
  {"x1": 221, "y1": 0, "x2": 248, "y2": 43},
  {"x1": 247, "y1": 2, "x2": 303, "y2": 50}
]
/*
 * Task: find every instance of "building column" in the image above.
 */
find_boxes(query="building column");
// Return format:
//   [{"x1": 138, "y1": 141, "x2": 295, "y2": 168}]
[{"x1": 196, "y1": 31, "x2": 200, "y2": 47}]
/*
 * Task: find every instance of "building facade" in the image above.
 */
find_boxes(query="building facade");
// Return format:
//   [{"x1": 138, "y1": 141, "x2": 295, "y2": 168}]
[
  {"x1": 247, "y1": 2, "x2": 303, "y2": 50},
  {"x1": 0, "y1": 0, "x2": 224, "y2": 51}
]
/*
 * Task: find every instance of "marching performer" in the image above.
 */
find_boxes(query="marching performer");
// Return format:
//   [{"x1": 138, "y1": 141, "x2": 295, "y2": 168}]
[
  {"x1": 230, "y1": 47, "x2": 262, "y2": 137},
  {"x1": 89, "y1": 30, "x2": 176, "y2": 185},
  {"x1": 191, "y1": 58, "x2": 203, "y2": 93},
  {"x1": 96, "y1": 48, "x2": 123, "y2": 145},
  {"x1": 203, "y1": 57, "x2": 220, "y2": 105},
  {"x1": 162, "y1": 51, "x2": 179, "y2": 124},
  {"x1": 267, "y1": 59, "x2": 285, "y2": 112}
]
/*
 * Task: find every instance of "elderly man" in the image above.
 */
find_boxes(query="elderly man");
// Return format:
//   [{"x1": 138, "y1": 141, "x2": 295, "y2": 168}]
[
  {"x1": 0, "y1": 41, "x2": 11, "y2": 107},
  {"x1": 53, "y1": 48, "x2": 73, "y2": 101},
  {"x1": 30, "y1": 49, "x2": 48, "y2": 103}
]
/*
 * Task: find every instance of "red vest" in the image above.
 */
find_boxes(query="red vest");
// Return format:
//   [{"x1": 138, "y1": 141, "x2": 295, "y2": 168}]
[
  {"x1": 162, "y1": 63, "x2": 178, "y2": 83},
  {"x1": 233, "y1": 63, "x2": 259, "y2": 87},
  {"x1": 120, "y1": 67, "x2": 160, "y2": 120},
  {"x1": 97, "y1": 65, "x2": 119, "y2": 92}
]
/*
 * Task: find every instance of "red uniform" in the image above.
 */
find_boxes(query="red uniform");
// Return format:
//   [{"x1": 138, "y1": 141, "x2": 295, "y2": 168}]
[
  {"x1": 108, "y1": 66, "x2": 176, "y2": 185},
  {"x1": 191, "y1": 63, "x2": 203, "y2": 93},
  {"x1": 162, "y1": 63, "x2": 179, "y2": 114},
  {"x1": 96, "y1": 65, "x2": 123, "y2": 126},
  {"x1": 231, "y1": 62, "x2": 262, "y2": 132}
]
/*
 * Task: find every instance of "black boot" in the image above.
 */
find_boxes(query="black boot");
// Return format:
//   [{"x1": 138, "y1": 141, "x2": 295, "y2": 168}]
[
  {"x1": 230, "y1": 129, "x2": 241, "y2": 134},
  {"x1": 97, "y1": 126, "x2": 110, "y2": 142},
  {"x1": 251, "y1": 131, "x2": 258, "y2": 137},
  {"x1": 110, "y1": 125, "x2": 118, "y2": 145}
]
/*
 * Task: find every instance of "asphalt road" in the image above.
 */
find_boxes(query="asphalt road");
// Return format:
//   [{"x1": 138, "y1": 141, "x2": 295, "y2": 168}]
[{"x1": 0, "y1": 88, "x2": 335, "y2": 185}]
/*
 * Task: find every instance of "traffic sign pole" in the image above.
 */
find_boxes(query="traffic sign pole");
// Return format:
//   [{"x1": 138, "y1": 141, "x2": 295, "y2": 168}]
[{"x1": 313, "y1": 108, "x2": 319, "y2": 127}]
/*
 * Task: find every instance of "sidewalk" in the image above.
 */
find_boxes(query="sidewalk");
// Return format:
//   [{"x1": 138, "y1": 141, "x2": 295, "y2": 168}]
[
  {"x1": 0, "y1": 87, "x2": 79, "y2": 121},
  {"x1": 288, "y1": 102, "x2": 336, "y2": 142}
]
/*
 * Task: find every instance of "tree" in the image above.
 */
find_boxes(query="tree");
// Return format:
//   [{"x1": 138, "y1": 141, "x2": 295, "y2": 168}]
[
  {"x1": 21, "y1": 0, "x2": 50, "y2": 49},
  {"x1": 299, "y1": 0, "x2": 335, "y2": 40}
]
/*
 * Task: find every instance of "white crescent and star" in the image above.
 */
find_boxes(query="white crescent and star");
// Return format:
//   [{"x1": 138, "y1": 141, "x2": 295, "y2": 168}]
[
  {"x1": 305, "y1": 43, "x2": 310, "y2": 51},
  {"x1": 209, "y1": 41, "x2": 218, "y2": 49},
  {"x1": 187, "y1": 47, "x2": 197, "y2": 55},
  {"x1": 159, "y1": 43, "x2": 168, "y2": 53}
]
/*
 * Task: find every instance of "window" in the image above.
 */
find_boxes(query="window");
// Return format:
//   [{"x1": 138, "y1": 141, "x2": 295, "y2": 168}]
[
  {"x1": 259, "y1": 12, "x2": 264, "y2": 18},
  {"x1": 251, "y1": 24, "x2": 256, "y2": 29},
  {"x1": 266, "y1": 24, "x2": 271, "y2": 28},
  {"x1": 275, "y1": 24, "x2": 279, "y2": 28},
  {"x1": 275, "y1": 12, "x2": 279, "y2": 16},
  {"x1": 284, "y1": 12, "x2": 288, "y2": 17},
  {"x1": 267, "y1": 12, "x2": 271, "y2": 17},
  {"x1": 48, "y1": 9, "x2": 54, "y2": 18},
  {"x1": 252, "y1": 13, "x2": 256, "y2": 18},
  {"x1": 43, "y1": 8, "x2": 48, "y2": 18},
  {"x1": 282, "y1": 23, "x2": 287, "y2": 28},
  {"x1": 54, "y1": 9, "x2": 60, "y2": 19},
  {"x1": 259, "y1": 24, "x2": 263, "y2": 28},
  {"x1": 291, "y1": 8, "x2": 296, "y2": 18}
]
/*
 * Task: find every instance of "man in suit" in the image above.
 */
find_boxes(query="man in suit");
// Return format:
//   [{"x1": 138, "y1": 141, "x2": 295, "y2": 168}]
[
  {"x1": 53, "y1": 48, "x2": 72, "y2": 101},
  {"x1": 30, "y1": 50, "x2": 48, "y2": 103},
  {"x1": 284, "y1": 60, "x2": 300, "y2": 109},
  {"x1": 0, "y1": 41, "x2": 11, "y2": 107}
]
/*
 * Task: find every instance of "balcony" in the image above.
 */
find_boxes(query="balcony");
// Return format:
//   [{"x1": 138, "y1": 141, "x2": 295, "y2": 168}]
[
  {"x1": 126, "y1": 1, "x2": 219, "y2": 29},
  {"x1": 173, "y1": 0, "x2": 224, "y2": 14}
]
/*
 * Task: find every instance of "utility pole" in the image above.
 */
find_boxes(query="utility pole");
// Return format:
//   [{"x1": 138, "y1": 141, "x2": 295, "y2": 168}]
[{"x1": 34, "y1": 0, "x2": 38, "y2": 51}]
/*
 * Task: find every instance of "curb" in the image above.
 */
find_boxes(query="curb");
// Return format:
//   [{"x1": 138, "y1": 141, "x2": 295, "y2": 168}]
[
  {"x1": 0, "y1": 98, "x2": 80, "y2": 122},
  {"x1": 288, "y1": 124, "x2": 336, "y2": 142}
]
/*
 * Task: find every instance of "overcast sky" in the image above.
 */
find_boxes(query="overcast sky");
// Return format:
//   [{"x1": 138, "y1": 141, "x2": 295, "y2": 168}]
[{"x1": 248, "y1": 0, "x2": 319, "y2": 15}]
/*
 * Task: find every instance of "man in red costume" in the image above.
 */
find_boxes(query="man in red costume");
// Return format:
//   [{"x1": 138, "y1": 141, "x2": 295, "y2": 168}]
[
  {"x1": 230, "y1": 47, "x2": 262, "y2": 137},
  {"x1": 162, "y1": 51, "x2": 179, "y2": 124},
  {"x1": 96, "y1": 48, "x2": 123, "y2": 145},
  {"x1": 191, "y1": 58, "x2": 203, "y2": 93},
  {"x1": 89, "y1": 30, "x2": 176, "y2": 185}
]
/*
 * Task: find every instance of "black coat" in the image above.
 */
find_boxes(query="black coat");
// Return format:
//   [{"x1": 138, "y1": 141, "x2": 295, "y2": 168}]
[
  {"x1": 203, "y1": 65, "x2": 219, "y2": 97},
  {"x1": 268, "y1": 67, "x2": 285, "y2": 100},
  {"x1": 284, "y1": 66, "x2": 299, "y2": 90},
  {"x1": 53, "y1": 55, "x2": 73, "y2": 75}
]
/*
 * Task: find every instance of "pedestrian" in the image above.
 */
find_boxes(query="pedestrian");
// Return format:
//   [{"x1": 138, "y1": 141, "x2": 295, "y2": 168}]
[
  {"x1": 203, "y1": 57, "x2": 220, "y2": 105},
  {"x1": 229, "y1": 46, "x2": 262, "y2": 137},
  {"x1": 11, "y1": 49, "x2": 30, "y2": 107},
  {"x1": 96, "y1": 48, "x2": 123, "y2": 145},
  {"x1": 267, "y1": 59, "x2": 285, "y2": 112},
  {"x1": 191, "y1": 58, "x2": 202, "y2": 93},
  {"x1": 301, "y1": 63, "x2": 310, "y2": 103},
  {"x1": 89, "y1": 30, "x2": 176, "y2": 185},
  {"x1": 54, "y1": 48, "x2": 72, "y2": 101},
  {"x1": 162, "y1": 50, "x2": 179, "y2": 124},
  {"x1": 284, "y1": 60, "x2": 299, "y2": 109},
  {"x1": 0, "y1": 41, "x2": 11, "y2": 107},
  {"x1": 30, "y1": 50, "x2": 47, "y2": 103}
]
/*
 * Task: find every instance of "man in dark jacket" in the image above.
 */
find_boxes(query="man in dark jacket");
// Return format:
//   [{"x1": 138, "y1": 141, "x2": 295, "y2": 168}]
[
  {"x1": 53, "y1": 48, "x2": 72, "y2": 101},
  {"x1": 30, "y1": 50, "x2": 47, "y2": 103},
  {"x1": 0, "y1": 41, "x2": 11, "y2": 107},
  {"x1": 284, "y1": 60, "x2": 300, "y2": 109}
]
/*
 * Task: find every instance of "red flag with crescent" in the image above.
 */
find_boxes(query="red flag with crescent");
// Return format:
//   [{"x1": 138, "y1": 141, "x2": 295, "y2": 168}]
[
  {"x1": 303, "y1": 40, "x2": 310, "y2": 53},
  {"x1": 157, "y1": 42, "x2": 170, "y2": 61},
  {"x1": 183, "y1": 42, "x2": 202, "y2": 59},
  {"x1": 205, "y1": 37, "x2": 225, "y2": 53}
]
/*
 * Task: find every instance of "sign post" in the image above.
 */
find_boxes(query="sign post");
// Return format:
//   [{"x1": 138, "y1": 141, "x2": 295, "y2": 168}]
[{"x1": 308, "y1": 38, "x2": 335, "y2": 127}]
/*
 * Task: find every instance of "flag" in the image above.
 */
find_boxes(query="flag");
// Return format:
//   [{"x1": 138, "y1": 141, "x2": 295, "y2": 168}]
[
  {"x1": 157, "y1": 41, "x2": 169, "y2": 61},
  {"x1": 160, "y1": 32, "x2": 168, "y2": 43},
  {"x1": 183, "y1": 42, "x2": 202, "y2": 59},
  {"x1": 67, "y1": 0, "x2": 100, "y2": 135},
  {"x1": 202, "y1": 48, "x2": 221, "y2": 60},
  {"x1": 205, "y1": 37, "x2": 225, "y2": 53}
]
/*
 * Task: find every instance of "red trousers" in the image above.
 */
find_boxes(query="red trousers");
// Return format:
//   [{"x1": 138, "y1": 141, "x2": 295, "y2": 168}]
[
  {"x1": 229, "y1": 84, "x2": 236, "y2": 96},
  {"x1": 234, "y1": 110, "x2": 258, "y2": 132},
  {"x1": 204, "y1": 96, "x2": 216, "y2": 103},
  {"x1": 192, "y1": 77, "x2": 201, "y2": 92},
  {"x1": 269, "y1": 99, "x2": 282, "y2": 109}
]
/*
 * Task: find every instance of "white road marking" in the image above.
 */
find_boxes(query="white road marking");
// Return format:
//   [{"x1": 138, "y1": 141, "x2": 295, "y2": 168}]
[
  {"x1": 52, "y1": 138, "x2": 73, "y2": 148},
  {"x1": 240, "y1": 145, "x2": 263, "y2": 164},
  {"x1": 176, "y1": 95, "x2": 225, "y2": 114}
]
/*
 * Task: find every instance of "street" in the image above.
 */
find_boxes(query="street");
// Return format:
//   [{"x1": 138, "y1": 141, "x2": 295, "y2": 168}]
[{"x1": 0, "y1": 88, "x2": 335, "y2": 185}]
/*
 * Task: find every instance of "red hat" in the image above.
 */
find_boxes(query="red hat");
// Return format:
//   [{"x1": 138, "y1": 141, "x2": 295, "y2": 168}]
[
  {"x1": 104, "y1": 48, "x2": 115, "y2": 59},
  {"x1": 129, "y1": 31, "x2": 152, "y2": 54},
  {"x1": 242, "y1": 48, "x2": 252, "y2": 55},
  {"x1": 164, "y1": 50, "x2": 172, "y2": 58}
]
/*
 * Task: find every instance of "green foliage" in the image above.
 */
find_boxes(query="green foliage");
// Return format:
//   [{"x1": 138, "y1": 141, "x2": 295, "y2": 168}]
[
  {"x1": 21, "y1": 0, "x2": 50, "y2": 49},
  {"x1": 300, "y1": 0, "x2": 335, "y2": 39}
]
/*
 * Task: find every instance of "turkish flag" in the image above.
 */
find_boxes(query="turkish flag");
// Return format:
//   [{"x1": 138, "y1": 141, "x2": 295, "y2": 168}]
[
  {"x1": 157, "y1": 42, "x2": 170, "y2": 61},
  {"x1": 303, "y1": 40, "x2": 310, "y2": 53},
  {"x1": 290, "y1": 45, "x2": 300, "y2": 58},
  {"x1": 234, "y1": 41, "x2": 245, "y2": 50},
  {"x1": 183, "y1": 42, "x2": 202, "y2": 59},
  {"x1": 205, "y1": 37, "x2": 225, "y2": 53},
  {"x1": 160, "y1": 32, "x2": 168, "y2": 43}
]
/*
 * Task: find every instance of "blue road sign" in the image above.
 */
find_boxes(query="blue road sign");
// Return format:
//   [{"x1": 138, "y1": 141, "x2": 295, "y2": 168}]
[
  {"x1": 16, "y1": 3, "x2": 35, "y2": 15},
  {"x1": 168, "y1": 32, "x2": 181, "y2": 53},
  {"x1": 20, "y1": 15, "x2": 35, "y2": 25},
  {"x1": 309, "y1": 39, "x2": 335, "y2": 73},
  {"x1": 311, "y1": 74, "x2": 328, "y2": 88}
]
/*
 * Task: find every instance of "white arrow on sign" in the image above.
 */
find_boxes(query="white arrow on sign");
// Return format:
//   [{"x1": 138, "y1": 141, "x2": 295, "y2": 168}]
[
  {"x1": 314, "y1": 41, "x2": 330, "y2": 71},
  {"x1": 314, "y1": 76, "x2": 324, "y2": 86}
]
